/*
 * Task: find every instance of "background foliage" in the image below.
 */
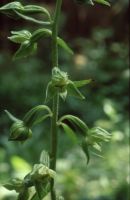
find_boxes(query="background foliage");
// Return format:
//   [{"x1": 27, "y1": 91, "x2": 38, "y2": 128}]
[{"x1": 0, "y1": 0, "x2": 129, "y2": 200}]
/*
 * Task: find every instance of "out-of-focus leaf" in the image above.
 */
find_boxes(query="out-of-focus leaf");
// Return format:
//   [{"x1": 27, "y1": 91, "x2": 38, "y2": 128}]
[{"x1": 81, "y1": 140, "x2": 90, "y2": 164}]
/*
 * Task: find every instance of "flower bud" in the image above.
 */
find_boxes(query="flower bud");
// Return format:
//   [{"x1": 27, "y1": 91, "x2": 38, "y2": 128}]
[
  {"x1": 9, "y1": 121, "x2": 32, "y2": 141},
  {"x1": 52, "y1": 67, "x2": 69, "y2": 89}
]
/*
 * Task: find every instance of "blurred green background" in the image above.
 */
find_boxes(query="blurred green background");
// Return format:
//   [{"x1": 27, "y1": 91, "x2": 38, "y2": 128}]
[{"x1": 0, "y1": 0, "x2": 129, "y2": 200}]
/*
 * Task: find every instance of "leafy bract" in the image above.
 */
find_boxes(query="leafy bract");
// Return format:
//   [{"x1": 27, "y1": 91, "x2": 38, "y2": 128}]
[
  {"x1": 73, "y1": 79, "x2": 92, "y2": 88},
  {"x1": 57, "y1": 37, "x2": 74, "y2": 55},
  {"x1": 8, "y1": 28, "x2": 73, "y2": 59},
  {"x1": 60, "y1": 122, "x2": 78, "y2": 143},
  {"x1": 58, "y1": 115, "x2": 89, "y2": 137},
  {"x1": 81, "y1": 140, "x2": 90, "y2": 164},
  {"x1": 67, "y1": 81, "x2": 85, "y2": 100},
  {"x1": 14, "y1": 41, "x2": 37, "y2": 59},
  {"x1": 94, "y1": 0, "x2": 110, "y2": 6},
  {"x1": 23, "y1": 105, "x2": 52, "y2": 127}
]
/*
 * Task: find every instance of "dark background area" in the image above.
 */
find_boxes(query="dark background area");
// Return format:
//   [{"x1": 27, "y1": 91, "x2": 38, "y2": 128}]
[{"x1": 0, "y1": 0, "x2": 129, "y2": 200}]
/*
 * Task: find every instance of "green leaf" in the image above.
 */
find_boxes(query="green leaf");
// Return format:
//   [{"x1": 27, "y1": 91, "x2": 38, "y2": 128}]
[
  {"x1": 31, "y1": 28, "x2": 52, "y2": 43},
  {"x1": 73, "y1": 79, "x2": 92, "y2": 88},
  {"x1": 14, "y1": 41, "x2": 37, "y2": 60},
  {"x1": 34, "y1": 180, "x2": 50, "y2": 200},
  {"x1": 60, "y1": 122, "x2": 78, "y2": 143},
  {"x1": 31, "y1": 29, "x2": 74, "y2": 55},
  {"x1": 23, "y1": 105, "x2": 52, "y2": 127},
  {"x1": 94, "y1": 0, "x2": 110, "y2": 6},
  {"x1": 5, "y1": 110, "x2": 20, "y2": 122},
  {"x1": 17, "y1": 188, "x2": 29, "y2": 200},
  {"x1": 57, "y1": 37, "x2": 74, "y2": 55},
  {"x1": 8, "y1": 30, "x2": 32, "y2": 44},
  {"x1": 81, "y1": 140, "x2": 90, "y2": 164},
  {"x1": 67, "y1": 81, "x2": 85, "y2": 100},
  {"x1": 14, "y1": 10, "x2": 50, "y2": 25},
  {"x1": 59, "y1": 115, "x2": 89, "y2": 137},
  {"x1": 23, "y1": 5, "x2": 51, "y2": 20},
  {"x1": 45, "y1": 82, "x2": 57, "y2": 103},
  {"x1": 40, "y1": 151, "x2": 50, "y2": 167}
]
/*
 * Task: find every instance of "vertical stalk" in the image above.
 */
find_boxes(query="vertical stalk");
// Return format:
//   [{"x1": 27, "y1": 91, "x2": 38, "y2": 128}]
[{"x1": 50, "y1": 0, "x2": 62, "y2": 200}]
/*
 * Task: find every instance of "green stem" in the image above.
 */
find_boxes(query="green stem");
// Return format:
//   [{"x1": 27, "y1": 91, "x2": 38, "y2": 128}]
[{"x1": 50, "y1": 0, "x2": 62, "y2": 200}]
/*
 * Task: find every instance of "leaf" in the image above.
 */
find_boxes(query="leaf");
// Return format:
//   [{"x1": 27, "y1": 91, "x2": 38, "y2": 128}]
[
  {"x1": 14, "y1": 41, "x2": 37, "y2": 60},
  {"x1": 5, "y1": 110, "x2": 20, "y2": 122},
  {"x1": 34, "y1": 180, "x2": 50, "y2": 200},
  {"x1": 60, "y1": 122, "x2": 78, "y2": 143},
  {"x1": 45, "y1": 82, "x2": 57, "y2": 103},
  {"x1": 40, "y1": 150, "x2": 50, "y2": 167},
  {"x1": 31, "y1": 28, "x2": 52, "y2": 43},
  {"x1": 8, "y1": 30, "x2": 32, "y2": 44},
  {"x1": 59, "y1": 115, "x2": 89, "y2": 137},
  {"x1": 14, "y1": 10, "x2": 50, "y2": 25},
  {"x1": 23, "y1": 5, "x2": 51, "y2": 19},
  {"x1": 67, "y1": 81, "x2": 85, "y2": 100},
  {"x1": 73, "y1": 79, "x2": 92, "y2": 88},
  {"x1": 94, "y1": 0, "x2": 110, "y2": 6},
  {"x1": 23, "y1": 105, "x2": 52, "y2": 127},
  {"x1": 81, "y1": 140, "x2": 90, "y2": 164},
  {"x1": 17, "y1": 188, "x2": 29, "y2": 200},
  {"x1": 57, "y1": 37, "x2": 74, "y2": 55}
]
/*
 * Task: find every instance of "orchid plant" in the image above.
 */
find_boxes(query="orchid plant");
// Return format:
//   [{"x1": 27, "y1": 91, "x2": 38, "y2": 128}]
[{"x1": 0, "y1": 0, "x2": 111, "y2": 199}]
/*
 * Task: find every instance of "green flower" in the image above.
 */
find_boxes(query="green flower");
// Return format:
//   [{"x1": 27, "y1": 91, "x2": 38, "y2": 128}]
[{"x1": 9, "y1": 121, "x2": 32, "y2": 141}]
